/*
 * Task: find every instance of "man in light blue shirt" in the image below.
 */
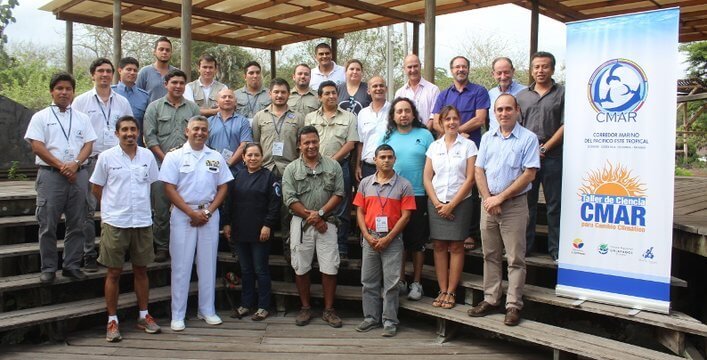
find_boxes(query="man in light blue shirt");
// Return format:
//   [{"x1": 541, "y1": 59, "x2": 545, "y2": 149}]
[
  {"x1": 207, "y1": 88, "x2": 252, "y2": 172},
  {"x1": 136, "y1": 37, "x2": 178, "y2": 103},
  {"x1": 469, "y1": 93, "x2": 539, "y2": 327},
  {"x1": 112, "y1": 57, "x2": 150, "y2": 146},
  {"x1": 487, "y1": 57, "x2": 527, "y2": 132}
]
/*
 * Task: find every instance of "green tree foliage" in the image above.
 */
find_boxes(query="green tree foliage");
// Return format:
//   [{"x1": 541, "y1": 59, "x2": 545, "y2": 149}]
[
  {"x1": 457, "y1": 33, "x2": 530, "y2": 89},
  {"x1": 677, "y1": 41, "x2": 707, "y2": 164},
  {"x1": 680, "y1": 41, "x2": 707, "y2": 80},
  {"x1": 0, "y1": 0, "x2": 18, "y2": 66}
]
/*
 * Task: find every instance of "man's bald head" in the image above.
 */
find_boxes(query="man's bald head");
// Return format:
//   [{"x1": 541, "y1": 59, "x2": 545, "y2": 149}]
[
  {"x1": 217, "y1": 88, "x2": 236, "y2": 112},
  {"x1": 403, "y1": 54, "x2": 422, "y2": 83}
]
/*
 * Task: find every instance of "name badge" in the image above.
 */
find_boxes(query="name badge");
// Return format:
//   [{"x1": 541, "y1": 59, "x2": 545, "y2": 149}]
[
  {"x1": 375, "y1": 215, "x2": 389, "y2": 233},
  {"x1": 221, "y1": 149, "x2": 234, "y2": 161},
  {"x1": 272, "y1": 141, "x2": 284, "y2": 157},
  {"x1": 103, "y1": 129, "x2": 118, "y2": 146},
  {"x1": 63, "y1": 148, "x2": 76, "y2": 162}
]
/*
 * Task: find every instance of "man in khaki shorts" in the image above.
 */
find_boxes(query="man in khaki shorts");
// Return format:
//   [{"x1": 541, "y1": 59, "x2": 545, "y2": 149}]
[{"x1": 90, "y1": 115, "x2": 161, "y2": 342}]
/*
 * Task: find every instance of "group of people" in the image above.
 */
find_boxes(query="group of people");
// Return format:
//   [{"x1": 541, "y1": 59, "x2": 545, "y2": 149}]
[{"x1": 24, "y1": 35, "x2": 564, "y2": 342}]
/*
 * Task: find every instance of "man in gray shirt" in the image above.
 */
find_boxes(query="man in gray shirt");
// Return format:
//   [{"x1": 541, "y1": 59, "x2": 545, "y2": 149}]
[
  {"x1": 136, "y1": 37, "x2": 178, "y2": 103},
  {"x1": 235, "y1": 61, "x2": 271, "y2": 123}
]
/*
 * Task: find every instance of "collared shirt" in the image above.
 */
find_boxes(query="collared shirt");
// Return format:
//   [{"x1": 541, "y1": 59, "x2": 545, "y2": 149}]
[
  {"x1": 112, "y1": 82, "x2": 150, "y2": 123},
  {"x1": 517, "y1": 80, "x2": 565, "y2": 155},
  {"x1": 288, "y1": 88, "x2": 320, "y2": 118},
  {"x1": 305, "y1": 107, "x2": 359, "y2": 158},
  {"x1": 143, "y1": 96, "x2": 201, "y2": 155},
  {"x1": 432, "y1": 82, "x2": 490, "y2": 147},
  {"x1": 488, "y1": 81, "x2": 527, "y2": 131},
  {"x1": 310, "y1": 62, "x2": 346, "y2": 91},
  {"x1": 282, "y1": 155, "x2": 344, "y2": 210},
  {"x1": 89, "y1": 145, "x2": 159, "y2": 228},
  {"x1": 357, "y1": 101, "x2": 390, "y2": 164},
  {"x1": 24, "y1": 105, "x2": 97, "y2": 166},
  {"x1": 426, "y1": 134, "x2": 478, "y2": 203},
  {"x1": 380, "y1": 127, "x2": 434, "y2": 196},
  {"x1": 206, "y1": 112, "x2": 252, "y2": 157},
  {"x1": 136, "y1": 64, "x2": 178, "y2": 103},
  {"x1": 158, "y1": 142, "x2": 233, "y2": 204},
  {"x1": 475, "y1": 123, "x2": 540, "y2": 196},
  {"x1": 235, "y1": 86, "x2": 271, "y2": 120},
  {"x1": 395, "y1": 77, "x2": 440, "y2": 125},
  {"x1": 252, "y1": 106, "x2": 304, "y2": 176},
  {"x1": 72, "y1": 88, "x2": 134, "y2": 155},
  {"x1": 184, "y1": 79, "x2": 228, "y2": 109},
  {"x1": 353, "y1": 172, "x2": 416, "y2": 232}
]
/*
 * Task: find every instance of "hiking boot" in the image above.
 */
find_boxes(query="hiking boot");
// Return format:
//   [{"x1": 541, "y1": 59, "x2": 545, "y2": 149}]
[
  {"x1": 106, "y1": 320, "x2": 122, "y2": 342},
  {"x1": 322, "y1": 308, "x2": 342, "y2": 328},
  {"x1": 381, "y1": 324, "x2": 397, "y2": 337},
  {"x1": 231, "y1": 306, "x2": 250, "y2": 319},
  {"x1": 355, "y1": 319, "x2": 380, "y2": 332},
  {"x1": 407, "y1": 282, "x2": 423, "y2": 301},
  {"x1": 251, "y1": 308, "x2": 269, "y2": 321},
  {"x1": 84, "y1": 256, "x2": 98, "y2": 273},
  {"x1": 137, "y1": 314, "x2": 161, "y2": 334},
  {"x1": 295, "y1": 307, "x2": 312, "y2": 326}
]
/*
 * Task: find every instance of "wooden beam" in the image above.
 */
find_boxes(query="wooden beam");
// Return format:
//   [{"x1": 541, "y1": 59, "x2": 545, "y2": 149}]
[
  {"x1": 677, "y1": 93, "x2": 707, "y2": 103},
  {"x1": 65, "y1": 21, "x2": 73, "y2": 74},
  {"x1": 331, "y1": 37, "x2": 338, "y2": 63},
  {"x1": 412, "y1": 22, "x2": 419, "y2": 55},
  {"x1": 113, "y1": 0, "x2": 122, "y2": 84},
  {"x1": 534, "y1": 0, "x2": 585, "y2": 21},
  {"x1": 530, "y1": 0, "x2": 539, "y2": 85},
  {"x1": 235, "y1": 0, "x2": 290, "y2": 15},
  {"x1": 119, "y1": 0, "x2": 343, "y2": 39},
  {"x1": 266, "y1": 4, "x2": 329, "y2": 22},
  {"x1": 53, "y1": 0, "x2": 84, "y2": 14},
  {"x1": 680, "y1": 33, "x2": 707, "y2": 42},
  {"x1": 424, "y1": 0, "x2": 435, "y2": 83},
  {"x1": 181, "y1": 0, "x2": 192, "y2": 81},
  {"x1": 270, "y1": 49, "x2": 277, "y2": 80},
  {"x1": 55, "y1": 12, "x2": 282, "y2": 51},
  {"x1": 323, "y1": 0, "x2": 424, "y2": 23}
]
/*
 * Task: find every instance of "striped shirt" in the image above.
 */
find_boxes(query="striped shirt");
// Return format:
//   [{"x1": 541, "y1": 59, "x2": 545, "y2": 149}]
[
  {"x1": 353, "y1": 173, "x2": 416, "y2": 232},
  {"x1": 475, "y1": 122, "x2": 540, "y2": 196}
]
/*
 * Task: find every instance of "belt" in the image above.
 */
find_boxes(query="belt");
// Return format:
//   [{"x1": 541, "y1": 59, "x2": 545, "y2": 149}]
[
  {"x1": 186, "y1": 202, "x2": 211, "y2": 210},
  {"x1": 362, "y1": 160, "x2": 376, "y2": 166},
  {"x1": 39, "y1": 165, "x2": 86, "y2": 172}
]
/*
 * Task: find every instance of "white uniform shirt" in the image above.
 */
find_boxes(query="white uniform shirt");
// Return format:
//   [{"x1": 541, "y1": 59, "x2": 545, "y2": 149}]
[
  {"x1": 357, "y1": 101, "x2": 390, "y2": 164},
  {"x1": 89, "y1": 146, "x2": 159, "y2": 228},
  {"x1": 72, "y1": 88, "x2": 134, "y2": 156},
  {"x1": 158, "y1": 142, "x2": 233, "y2": 205},
  {"x1": 310, "y1": 62, "x2": 346, "y2": 91},
  {"x1": 394, "y1": 78, "x2": 440, "y2": 125},
  {"x1": 183, "y1": 79, "x2": 228, "y2": 102},
  {"x1": 24, "y1": 105, "x2": 98, "y2": 166},
  {"x1": 425, "y1": 134, "x2": 478, "y2": 203}
]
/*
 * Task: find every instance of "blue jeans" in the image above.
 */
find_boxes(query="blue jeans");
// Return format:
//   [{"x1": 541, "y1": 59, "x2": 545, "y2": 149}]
[
  {"x1": 334, "y1": 158, "x2": 352, "y2": 256},
  {"x1": 235, "y1": 241, "x2": 272, "y2": 309},
  {"x1": 526, "y1": 154, "x2": 562, "y2": 260}
]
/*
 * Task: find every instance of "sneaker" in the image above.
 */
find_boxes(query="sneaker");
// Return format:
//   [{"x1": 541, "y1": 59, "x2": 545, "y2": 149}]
[
  {"x1": 231, "y1": 306, "x2": 250, "y2": 319},
  {"x1": 251, "y1": 308, "x2": 269, "y2": 321},
  {"x1": 170, "y1": 320, "x2": 185, "y2": 331},
  {"x1": 295, "y1": 307, "x2": 312, "y2": 326},
  {"x1": 396, "y1": 280, "x2": 408, "y2": 296},
  {"x1": 322, "y1": 308, "x2": 342, "y2": 328},
  {"x1": 407, "y1": 282, "x2": 423, "y2": 301},
  {"x1": 137, "y1": 314, "x2": 161, "y2": 334},
  {"x1": 381, "y1": 324, "x2": 397, "y2": 337},
  {"x1": 197, "y1": 313, "x2": 223, "y2": 325},
  {"x1": 355, "y1": 319, "x2": 380, "y2": 332},
  {"x1": 84, "y1": 256, "x2": 98, "y2": 273},
  {"x1": 106, "y1": 320, "x2": 122, "y2": 342}
]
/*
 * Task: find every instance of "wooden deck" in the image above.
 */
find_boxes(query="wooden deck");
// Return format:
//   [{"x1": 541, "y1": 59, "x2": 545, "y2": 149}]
[{"x1": 0, "y1": 310, "x2": 550, "y2": 359}]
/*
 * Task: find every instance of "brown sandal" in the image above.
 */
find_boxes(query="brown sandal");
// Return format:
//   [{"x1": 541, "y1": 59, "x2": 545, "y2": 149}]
[
  {"x1": 432, "y1": 291, "x2": 447, "y2": 307},
  {"x1": 441, "y1": 292, "x2": 456, "y2": 309}
]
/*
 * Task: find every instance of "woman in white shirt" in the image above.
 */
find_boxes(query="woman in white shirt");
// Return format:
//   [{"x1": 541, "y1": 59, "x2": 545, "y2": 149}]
[{"x1": 423, "y1": 105, "x2": 478, "y2": 309}]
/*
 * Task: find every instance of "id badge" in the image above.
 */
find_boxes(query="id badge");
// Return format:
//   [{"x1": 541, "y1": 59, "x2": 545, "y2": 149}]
[
  {"x1": 221, "y1": 149, "x2": 234, "y2": 161},
  {"x1": 63, "y1": 148, "x2": 75, "y2": 162},
  {"x1": 272, "y1": 141, "x2": 284, "y2": 157},
  {"x1": 375, "y1": 216, "x2": 389, "y2": 233},
  {"x1": 103, "y1": 129, "x2": 118, "y2": 146}
]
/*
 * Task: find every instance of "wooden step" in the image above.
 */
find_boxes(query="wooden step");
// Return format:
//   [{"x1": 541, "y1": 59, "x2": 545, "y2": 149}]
[
  {"x1": 399, "y1": 297, "x2": 682, "y2": 360},
  {"x1": 217, "y1": 252, "x2": 362, "y2": 270},
  {"x1": 269, "y1": 280, "x2": 361, "y2": 301},
  {"x1": 0, "y1": 238, "x2": 100, "y2": 259},
  {"x1": 0, "y1": 212, "x2": 102, "y2": 229},
  {"x1": 0, "y1": 282, "x2": 211, "y2": 332}
]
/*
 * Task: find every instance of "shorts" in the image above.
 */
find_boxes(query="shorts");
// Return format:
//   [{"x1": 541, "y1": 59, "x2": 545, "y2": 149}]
[
  {"x1": 290, "y1": 216, "x2": 339, "y2": 276},
  {"x1": 98, "y1": 223, "x2": 155, "y2": 268},
  {"x1": 402, "y1": 196, "x2": 430, "y2": 252}
]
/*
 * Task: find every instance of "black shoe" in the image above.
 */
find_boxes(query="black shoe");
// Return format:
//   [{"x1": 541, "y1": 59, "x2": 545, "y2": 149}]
[
  {"x1": 154, "y1": 250, "x2": 169, "y2": 263},
  {"x1": 62, "y1": 268, "x2": 87, "y2": 280},
  {"x1": 40, "y1": 272, "x2": 55, "y2": 284},
  {"x1": 84, "y1": 256, "x2": 98, "y2": 273}
]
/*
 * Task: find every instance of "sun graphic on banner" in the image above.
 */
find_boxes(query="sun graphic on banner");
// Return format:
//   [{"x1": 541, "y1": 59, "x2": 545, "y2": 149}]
[{"x1": 578, "y1": 161, "x2": 646, "y2": 197}]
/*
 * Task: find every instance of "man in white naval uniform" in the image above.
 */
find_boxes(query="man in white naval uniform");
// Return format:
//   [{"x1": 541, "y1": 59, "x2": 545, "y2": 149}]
[{"x1": 158, "y1": 116, "x2": 233, "y2": 331}]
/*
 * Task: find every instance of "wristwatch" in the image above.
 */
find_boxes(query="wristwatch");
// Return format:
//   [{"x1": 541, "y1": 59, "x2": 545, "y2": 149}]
[
  {"x1": 74, "y1": 159, "x2": 81, "y2": 166},
  {"x1": 203, "y1": 209, "x2": 212, "y2": 218},
  {"x1": 539, "y1": 146, "x2": 547, "y2": 154},
  {"x1": 318, "y1": 209, "x2": 325, "y2": 217}
]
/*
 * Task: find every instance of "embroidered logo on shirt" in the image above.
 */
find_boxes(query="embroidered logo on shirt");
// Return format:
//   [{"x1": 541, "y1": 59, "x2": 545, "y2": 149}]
[{"x1": 205, "y1": 160, "x2": 220, "y2": 168}]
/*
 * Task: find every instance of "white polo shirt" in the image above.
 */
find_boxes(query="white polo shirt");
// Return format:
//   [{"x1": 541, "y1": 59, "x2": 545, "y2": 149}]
[
  {"x1": 310, "y1": 62, "x2": 346, "y2": 91},
  {"x1": 89, "y1": 145, "x2": 159, "y2": 228},
  {"x1": 158, "y1": 142, "x2": 233, "y2": 205},
  {"x1": 24, "y1": 105, "x2": 97, "y2": 166},
  {"x1": 425, "y1": 134, "x2": 478, "y2": 203},
  {"x1": 357, "y1": 101, "x2": 390, "y2": 164},
  {"x1": 72, "y1": 88, "x2": 133, "y2": 156},
  {"x1": 394, "y1": 78, "x2": 440, "y2": 125}
]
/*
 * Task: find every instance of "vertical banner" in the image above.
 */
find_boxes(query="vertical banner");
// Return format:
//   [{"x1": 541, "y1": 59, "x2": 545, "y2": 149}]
[{"x1": 557, "y1": 8, "x2": 679, "y2": 313}]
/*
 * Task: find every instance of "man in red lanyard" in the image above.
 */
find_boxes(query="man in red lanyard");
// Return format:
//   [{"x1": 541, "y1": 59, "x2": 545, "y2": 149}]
[{"x1": 353, "y1": 144, "x2": 416, "y2": 337}]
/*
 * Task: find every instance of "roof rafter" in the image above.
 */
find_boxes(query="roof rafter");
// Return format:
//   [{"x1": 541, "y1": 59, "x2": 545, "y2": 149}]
[{"x1": 324, "y1": 0, "x2": 423, "y2": 23}]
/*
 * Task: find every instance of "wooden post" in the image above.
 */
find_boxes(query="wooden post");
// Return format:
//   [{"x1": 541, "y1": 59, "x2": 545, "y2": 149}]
[
  {"x1": 412, "y1": 22, "x2": 420, "y2": 55},
  {"x1": 65, "y1": 21, "x2": 73, "y2": 74},
  {"x1": 181, "y1": 0, "x2": 192, "y2": 82},
  {"x1": 529, "y1": 0, "x2": 539, "y2": 84},
  {"x1": 424, "y1": 0, "x2": 435, "y2": 83},
  {"x1": 112, "y1": 0, "x2": 122, "y2": 84},
  {"x1": 684, "y1": 104, "x2": 689, "y2": 162},
  {"x1": 331, "y1": 37, "x2": 338, "y2": 63},
  {"x1": 270, "y1": 49, "x2": 277, "y2": 79}
]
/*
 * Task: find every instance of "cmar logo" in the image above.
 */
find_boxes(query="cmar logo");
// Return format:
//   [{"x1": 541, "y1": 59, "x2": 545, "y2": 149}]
[{"x1": 587, "y1": 59, "x2": 648, "y2": 123}]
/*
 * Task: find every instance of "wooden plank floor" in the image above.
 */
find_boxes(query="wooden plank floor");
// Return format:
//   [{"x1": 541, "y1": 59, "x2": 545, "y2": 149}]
[{"x1": 0, "y1": 310, "x2": 550, "y2": 359}]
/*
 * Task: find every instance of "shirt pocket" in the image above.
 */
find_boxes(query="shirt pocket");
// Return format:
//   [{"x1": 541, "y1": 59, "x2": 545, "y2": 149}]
[{"x1": 323, "y1": 171, "x2": 337, "y2": 193}]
